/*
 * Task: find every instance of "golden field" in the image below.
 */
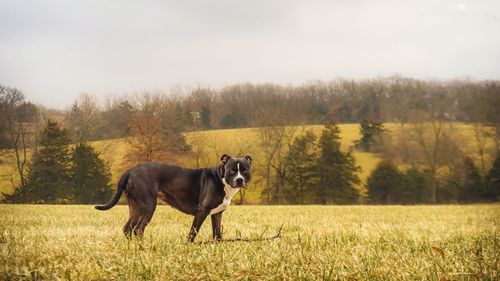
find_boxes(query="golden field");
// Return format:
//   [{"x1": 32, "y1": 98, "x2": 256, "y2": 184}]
[{"x1": 0, "y1": 204, "x2": 498, "y2": 280}]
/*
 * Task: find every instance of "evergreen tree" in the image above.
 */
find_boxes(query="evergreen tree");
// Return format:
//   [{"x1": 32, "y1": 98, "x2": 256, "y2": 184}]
[
  {"x1": 200, "y1": 106, "x2": 212, "y2": 129},
  {"x1": 71, "y1": 143, "x2": 113, "y2": 204},
  {"x1": 402, "y1": 167, "x2": 431, "y2": 203},
  {"x1": 283, "y1": 131, "x2": 318, "y2": 204},
  {"x1": 459, "y1": 157, "x2": 484, "y2": 202},
  {"x1": 27, "y1": 120, "x2": 71, "y2": 203},
  {"x1": 486, "y1": 156, "x2": 500, "y2": 201},
  {"x1": 220, "y1": 112, "x2": 238, "y2": 128},
  {"x1": 355, "y1": 118, "x2": 384, "y2": 152},
  {"x1": 316, "y1": 123, "x2": 361, "y2": 204},
  {"x1": 366, "y1": 161, "x2": 404, "y2": 204}
]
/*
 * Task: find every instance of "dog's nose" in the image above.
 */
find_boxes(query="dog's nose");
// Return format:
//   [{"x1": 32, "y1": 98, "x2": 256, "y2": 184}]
[{"x1": 235, "y1": 178, "x2": 244, "y2": 186}]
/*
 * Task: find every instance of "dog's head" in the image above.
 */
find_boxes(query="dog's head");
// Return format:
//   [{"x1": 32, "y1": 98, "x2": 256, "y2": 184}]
[{"x1": 220, "y1": 154, "x2": 252, "y2": 188}]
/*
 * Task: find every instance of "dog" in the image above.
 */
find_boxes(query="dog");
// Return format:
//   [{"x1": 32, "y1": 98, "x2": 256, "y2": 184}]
[{"x1": 95, "y1": 154, "x2": 252, "y2": 242}]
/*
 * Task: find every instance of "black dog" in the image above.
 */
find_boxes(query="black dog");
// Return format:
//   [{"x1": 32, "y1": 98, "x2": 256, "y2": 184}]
[{"x1": 95, "y1": 154, "x2": 252, "y2": 242}]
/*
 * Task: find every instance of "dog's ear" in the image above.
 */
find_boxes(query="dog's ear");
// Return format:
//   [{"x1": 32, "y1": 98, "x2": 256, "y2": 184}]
[
  {"x1": 244, "y1": 155, "x2": 252, "y2": 165},
  {"x1": 221, "y1": 154, "x2": 232, "y2": 164}
]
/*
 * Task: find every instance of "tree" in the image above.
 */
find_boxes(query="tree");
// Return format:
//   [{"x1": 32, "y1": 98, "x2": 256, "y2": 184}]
[
  {"x1": 70, "y1": 143, "x2": 113, "y2": 204},
  {"x1": 366, "y1": 161, "x2": 403, "y2": 204},
  {"x1": 256, "y1": 102, "x2": 299, "y2": 204},
  {"x1": 66, "y1": 93, "x2": 102, "y2": 142},
  {"x1": 316, "y1": 123, "x2": 360, "y2": 204},
  {"x1": 485, "y1": 156, "x2": 500, "y2": 201},
  {"x1": 101, "y1": 99, "x2": 133, "y2": 139},
  {"x1": 9, "y1": 102, "x2": 39, "y2": 188},
  {"x1": 0, "y1": 85, "x2": 24, "y2": 151},
  {"x1": 409, "y1": 117, "x2": 462, "y2": 203},
  {"x1": 125, "y1": 104, "x2": 163, "y2": 164},
  {"x1": 283, "y1": 131, "x2": 318, "y2": 204},
  {"x1": 159, "y1": 102, "x2": 191, "y2": 153},
  {"x1": 482, "y1": 83, "x2": 500, "y2": 157},
  {"x1": 440, "y1": 163, "x2": 464, "y2": 203},
  {"x1": 220, "y1": 112, "x2": 238, "y2": 128},
  {"x1": 0, "y1": 86, "x2": 38, "y2": 191},
  {"x1": 402, "y1": 166, "x2": 431, "y2": 204},
  {"x1": 200, "y1": 106, "x2": 212, "y2": 129},
  {"x1": 124, "y1": 94, "x2": 190, "y2": 166},
  {"x1": 187, "y1": 131, "x2": 212, "y2": 168},
  {"x1": 458, "y1": 157, "x2": 484, "y2": 202},
  {"x1": 472, "y1": 123, "x2": 490, "y2": 176},
  {"x1": 5, "y1": 120, "x2": 72, "y2": 203},
  {"x1": 355, "y1": 118, "x2": 385, "y2": 152}
]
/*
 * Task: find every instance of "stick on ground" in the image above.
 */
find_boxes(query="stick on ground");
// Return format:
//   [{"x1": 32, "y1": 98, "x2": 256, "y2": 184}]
[{"x1": 195, "y1": 225, "x2": 283, "y2": 244}]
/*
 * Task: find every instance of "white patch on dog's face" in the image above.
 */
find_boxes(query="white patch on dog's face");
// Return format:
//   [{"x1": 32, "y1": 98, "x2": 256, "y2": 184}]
[
  {"x1": 234, "y1": 163, "x2": 245, "y2": 186},
  {"x1": 210, "y1": 178, "x2": 240, "y2": 215}
]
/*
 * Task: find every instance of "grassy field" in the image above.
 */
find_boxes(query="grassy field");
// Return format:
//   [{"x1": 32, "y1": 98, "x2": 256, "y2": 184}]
[{"x1": 1, "y1": 204, "x2": 498, "y2": 280}]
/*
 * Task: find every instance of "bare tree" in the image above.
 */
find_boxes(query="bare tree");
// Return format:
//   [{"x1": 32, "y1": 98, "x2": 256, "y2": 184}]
[
  {"x1": 125, "y1": 111, "x2": 162, "y2": 164},
  {"x1": 0, "y1": 86, "x2": 39, "y2": 191},
  {"x1": 472, "y1": 123, "x2": 492, "y2": 176},
  {"x1": 66, "y1": 93, "x2": 102, "y2": 142},
  {"x1": 483, "y1": 83, "x2": 500, "y2": 157},
  {"x1": 0, "y1": 85, "x2": 24, "y2": 153},
  {"x1": 187, "y1": 131, "x2": 214, "y2": 168},
  {"x1": 124, "y1": 93, "x2": 190, "y2": 167},
  {"x1": 409, "y1": 116, "x2": 462, "y2": 203},
  {"x1": 124, "y1": 94, "x2": 164, "y2": 165},
  {"x1": 257, "y1": 105, "x2": 299, "y2": 204}
]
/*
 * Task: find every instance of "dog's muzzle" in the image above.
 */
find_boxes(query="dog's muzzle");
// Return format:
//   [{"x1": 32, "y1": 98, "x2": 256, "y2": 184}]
[{"x1": 235, "y1": 178, "x2": 245, "y2": 188}]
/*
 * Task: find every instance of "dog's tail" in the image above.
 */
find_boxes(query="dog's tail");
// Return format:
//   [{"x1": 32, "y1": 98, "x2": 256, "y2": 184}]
[{"x1": 94, "y1": 170, "x2": 131, "y2": 211}]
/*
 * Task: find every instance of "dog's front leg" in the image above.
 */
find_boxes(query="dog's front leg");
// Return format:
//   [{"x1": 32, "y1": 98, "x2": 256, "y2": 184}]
[
  {"x1": 211, "y1": 212, "x2": 223, "y2": 241},
  {"x1": 188, "y1": 206, "x2": 210, "y2": 242}
]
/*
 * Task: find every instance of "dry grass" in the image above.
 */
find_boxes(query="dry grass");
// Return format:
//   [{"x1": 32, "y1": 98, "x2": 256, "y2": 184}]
[{"x1": 0, "y1": 204, "x2": 498, "y2": 280}]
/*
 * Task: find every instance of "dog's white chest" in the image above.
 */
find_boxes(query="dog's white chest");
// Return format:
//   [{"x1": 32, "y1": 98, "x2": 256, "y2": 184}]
[{"x1": 210, "y1": 180, "x2": 240, "y2": 215}]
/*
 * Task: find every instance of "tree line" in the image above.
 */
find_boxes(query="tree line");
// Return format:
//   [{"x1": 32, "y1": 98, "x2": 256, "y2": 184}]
[
  {"x1": 366, "y1": 158, "x2": 500, "y2": 204},
  {"x1": 4, "y1": 76, "x2": 499, "y2": 144}
]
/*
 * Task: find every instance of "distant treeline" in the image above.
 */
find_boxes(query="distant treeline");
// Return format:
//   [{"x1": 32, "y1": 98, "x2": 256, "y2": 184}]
[
  {"x1": 1, "y1": 77, "x2": 499, "y2": 204},
  {"x1": 2, "y1": 77, "x2": 500, "y2": 143}
]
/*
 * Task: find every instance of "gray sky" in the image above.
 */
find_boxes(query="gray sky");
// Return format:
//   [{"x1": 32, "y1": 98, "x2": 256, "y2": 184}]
[{"x1": 1, "y1": 0, "x2": 499, "y2": 109}]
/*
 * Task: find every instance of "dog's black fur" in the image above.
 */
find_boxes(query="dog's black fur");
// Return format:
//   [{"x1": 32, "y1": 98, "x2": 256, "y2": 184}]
[{"x1": 95, "y1": 154, "x2": 252, "y2": 242}]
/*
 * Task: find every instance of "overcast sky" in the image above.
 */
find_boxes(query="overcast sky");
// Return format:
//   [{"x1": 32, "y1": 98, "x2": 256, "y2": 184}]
[{"x1": 1, "y1": 0, "x2": 499, "y2": 109}]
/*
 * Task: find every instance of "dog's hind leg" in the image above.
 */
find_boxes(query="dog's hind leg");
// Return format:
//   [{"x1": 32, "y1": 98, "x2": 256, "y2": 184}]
[
  {"x1": 133, "y1": 201, "x2": 157, "y2": 237},
  {"x1": 123, "y1": 199, "x2": 140, "y2": 239},
  {"x1": 123, "y1": 172, "x2": 159, "y2": 238}
]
